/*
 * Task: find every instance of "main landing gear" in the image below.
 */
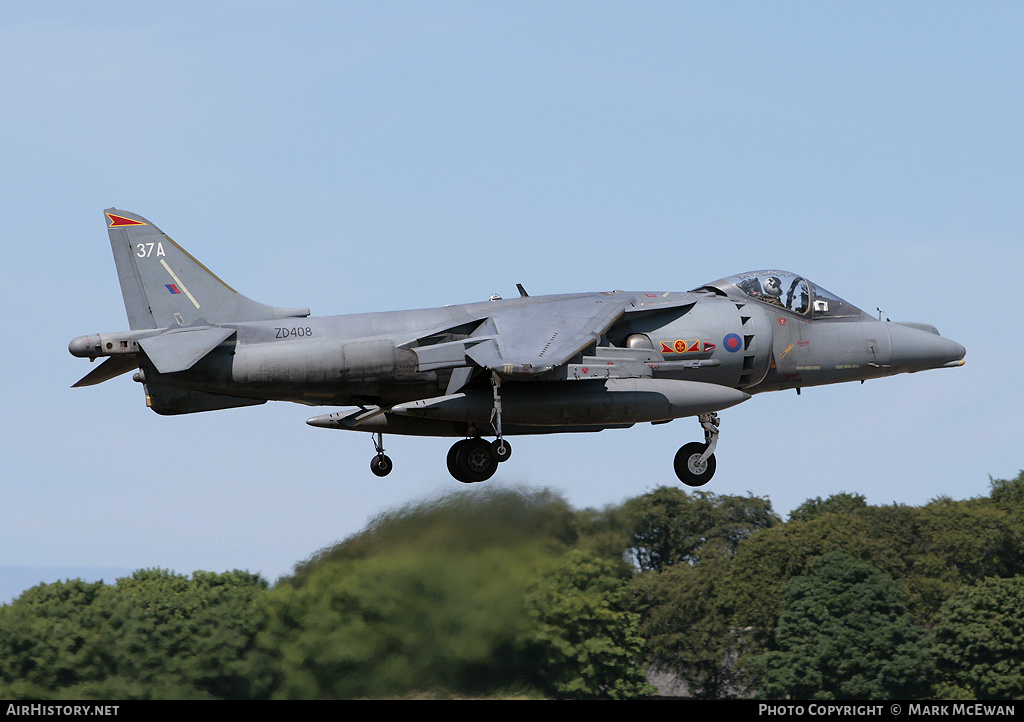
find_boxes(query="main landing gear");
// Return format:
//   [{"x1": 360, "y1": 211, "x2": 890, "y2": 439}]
[
  {"x1": 366, "y1": 432, "x2": 511, "y2": 482},
  {"x1": 673, "y1": 412, "x2": 720, "y2": 487},
  {"x1": 448, "y1": 372, "x2": 512, "y2": 483},
  {"x1": 368, "y1": 373, "x2": 514, "y2": 483},
  {"x1": 446, "y1": 437, "x2": 513, "y2": 483}
]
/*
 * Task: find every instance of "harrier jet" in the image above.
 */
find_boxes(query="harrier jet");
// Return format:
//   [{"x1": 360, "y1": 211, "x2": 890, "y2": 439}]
[{"x1": 70, "y1": 210, "x2": 966, "y2": 485}]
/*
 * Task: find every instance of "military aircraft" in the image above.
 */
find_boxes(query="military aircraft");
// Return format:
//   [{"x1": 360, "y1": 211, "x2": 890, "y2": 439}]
[{"x1": 70, "y1": 209, "x2": 966, "y2": 486}]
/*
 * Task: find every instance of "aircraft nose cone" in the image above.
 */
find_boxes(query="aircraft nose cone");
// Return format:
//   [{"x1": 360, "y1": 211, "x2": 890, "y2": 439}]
[{"x1": 887, "y1": 323, "x2": 965, "y2": 372}]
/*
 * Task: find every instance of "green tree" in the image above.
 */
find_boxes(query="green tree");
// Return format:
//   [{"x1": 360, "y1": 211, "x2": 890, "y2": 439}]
[
  {"x1": 988, "y1": 471, "x2": 1024, "y2": 550},
  {"x1": 746, "y1": 553, "x2": 933, "y2": 699},
  {"x1": 914, "y1": 497, "x2": 1022, "y2": 583},
  {"x1": 0, "y1": 579, "x2": 110, "y2": 699},
  {"x1": 518, "y1": 550, "x2": 654, "y2": 699},
  {"x1": 286, "y1": 487, "x2": 580, "y2": 583},
  {"x1": 262, "y1": 547, "x2": 538, "y2": 698},
  {"x1": 723, "y1": 511, "x2": 890, "y2": 639},
  {"x1": 620, "y1": 488, "x2": 777, "y2": 698},
  {"x1": 0, "y1": 570, "x2": 269, "y2": 700},
  {"x1": 104, "y1": 569, "x2": 270, "y2": 699},
  {"x1": 632, "y1": 553, "x2": 747, "y2": 698},
  {"x1": 789, "y1": 492, "x2": 867, "y2": 523},
  {"x1": 723, "y1": 496, "x2": 1018, "y2": 637},
  {"x1": 932, "y1": 576, "x2": 1024, "y2": 700},
  {"x1": 623, "y1": 486, "x2": 778, "y2": 572},
  {"x1": 989, "y1": 470, "x2": 1024, "y2": 511},
  {"x1": 262, "y1": 488, "x2": 651, "y2": 699}
]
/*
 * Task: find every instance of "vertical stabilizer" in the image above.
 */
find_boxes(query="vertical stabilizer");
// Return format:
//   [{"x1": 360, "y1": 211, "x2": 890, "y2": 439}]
[{"x1": 105, "y1": 209, "x2": 310, "y2": 329}]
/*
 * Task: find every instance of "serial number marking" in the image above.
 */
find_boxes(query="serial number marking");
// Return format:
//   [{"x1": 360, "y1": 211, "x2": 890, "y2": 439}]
[
  {"x1": 136, "y1": 242, "x2": 166, "y2": 257},
  {"x1": 275, "y1": 327, "x2": 313, "y2": 338}
]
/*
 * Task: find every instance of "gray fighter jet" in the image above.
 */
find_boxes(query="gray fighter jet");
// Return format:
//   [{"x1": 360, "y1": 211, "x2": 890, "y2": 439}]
[{"x1": 70, "y1": 210, "x2": 966, "y2": 485}]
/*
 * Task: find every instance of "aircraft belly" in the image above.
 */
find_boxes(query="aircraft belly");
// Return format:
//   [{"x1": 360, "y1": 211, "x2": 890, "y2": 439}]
[
  {"x1": 305, "y1": 410, "x2": 636, "y2": 437},
  {"x1": 390, "y1": 378, "x2": 749, "y2": 426},
  {"x1": 144, "y1": 383, "x2": 266, "y2": 415}
]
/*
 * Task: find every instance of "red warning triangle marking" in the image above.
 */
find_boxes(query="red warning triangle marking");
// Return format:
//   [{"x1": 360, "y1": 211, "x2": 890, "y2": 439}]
[{"x1": 107, "y1": 213, "x2": 147, "y2": 227}]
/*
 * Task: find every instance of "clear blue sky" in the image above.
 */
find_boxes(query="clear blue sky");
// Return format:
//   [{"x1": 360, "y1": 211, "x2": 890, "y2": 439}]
[{"x1": 3, "y1": 2, "x2": 1021, "y2": 603}]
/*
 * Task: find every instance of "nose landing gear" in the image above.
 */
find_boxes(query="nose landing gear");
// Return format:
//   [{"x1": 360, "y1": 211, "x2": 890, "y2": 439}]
[{"x1": 674, "y1": 412, "x2": 720, "y2": 487}]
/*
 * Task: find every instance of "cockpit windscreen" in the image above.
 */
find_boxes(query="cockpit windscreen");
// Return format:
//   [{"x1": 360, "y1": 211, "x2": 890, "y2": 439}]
[{"x1": 719, "y1": 271, "x2": 867, "y2": 319}]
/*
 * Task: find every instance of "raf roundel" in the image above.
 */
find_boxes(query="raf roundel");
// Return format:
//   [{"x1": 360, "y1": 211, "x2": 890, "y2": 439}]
[{"x1": 723, "y1": 333, "x2": 742, "y2": 353}]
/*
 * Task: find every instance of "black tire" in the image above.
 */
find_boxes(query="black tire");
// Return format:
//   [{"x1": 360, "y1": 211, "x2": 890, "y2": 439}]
[
  {"x1": 491, "y1": 439, "x2": 512, "y2": 463},
  {"x1": 370, "y1": 453, "x2": 393, "y2": 477},
  {"x1": 447, "y1": 438, "x2": 497, "y2": 483},
  {"x1": 446, "y1": 440, "x2": 469, "y2": 481},
  {"x1": 673, "y1": 442, "x2": 716, "y2": 487}
]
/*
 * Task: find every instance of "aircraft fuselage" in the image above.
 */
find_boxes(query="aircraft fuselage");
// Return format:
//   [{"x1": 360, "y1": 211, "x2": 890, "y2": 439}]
[{"x1": 70, "y1": 211, "x2": 966, "y2": 484}]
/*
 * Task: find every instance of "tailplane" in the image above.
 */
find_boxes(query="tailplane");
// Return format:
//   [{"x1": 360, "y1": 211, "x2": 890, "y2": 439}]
[{"x1": 105, "y1": 209, "x2": 309, "y2": 329}]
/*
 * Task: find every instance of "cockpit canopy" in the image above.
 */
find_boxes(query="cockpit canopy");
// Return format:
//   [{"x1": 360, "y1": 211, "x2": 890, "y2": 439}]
[{"x1": 699, "y1": 270, "x2": 869, "y2": 320}]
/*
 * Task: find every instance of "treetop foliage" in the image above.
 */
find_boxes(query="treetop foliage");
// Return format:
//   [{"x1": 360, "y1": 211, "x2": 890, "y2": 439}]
[
  {"x1": 622, "y1": 486, "x2": 779, "y2": 571},
  {"x1": 746, "y1": 552, "x2": 933, "y2": 700},
  {"x1": 285, "y1": 487, "x2": 583, "y2": 587},
  {"x1": 932, "y1": 575, "x2": 1024, "y2": 699},
  {"x1": 0, "y1": 569, "x2": 268, "y2": 700},
  {"x1": 260, "y1": 488, "x2": 650, "y2": 699},
  {"x1": 788, "y1": 491, "x2": 867, "y2": 523},
  {"x1": 989, "y1": 470, "x2": 1024, "y2": 513},
  {"x1": 4, "y1": 472, "x2": 1024, "y2": 699}
]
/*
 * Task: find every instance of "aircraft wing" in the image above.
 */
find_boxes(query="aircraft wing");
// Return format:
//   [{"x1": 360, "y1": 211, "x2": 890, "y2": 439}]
[{"x1": 464, "y1": 295, "x2": 630, "y2": 376}]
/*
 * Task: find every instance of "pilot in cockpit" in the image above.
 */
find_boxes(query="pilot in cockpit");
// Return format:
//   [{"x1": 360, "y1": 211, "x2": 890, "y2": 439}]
[{"x1": 763, "y1": 276, "x2": 784, "y2": 306}]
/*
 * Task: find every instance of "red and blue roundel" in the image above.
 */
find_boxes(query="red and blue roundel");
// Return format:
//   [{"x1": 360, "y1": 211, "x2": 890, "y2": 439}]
[{"x1": 723, "y1": 333, "x2": 742, "y2": 353}]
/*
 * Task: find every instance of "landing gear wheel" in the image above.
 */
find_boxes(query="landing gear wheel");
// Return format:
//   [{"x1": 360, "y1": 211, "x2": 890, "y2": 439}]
[
  {"x1": 491, "y1": 439, "x2": 512, "y2": 462},
  {"x1": 446, "y1": 440, "x2": 468, "y2": 480},
  {"x1": 370, "y1": 453, "x2": 393, "y2": 477},
  {"x1": 674, "y1": 442, "x2": 716, "y2": 487},
  {"x1": 447, "y1": 438, "x2": 498, "y2": 483}
]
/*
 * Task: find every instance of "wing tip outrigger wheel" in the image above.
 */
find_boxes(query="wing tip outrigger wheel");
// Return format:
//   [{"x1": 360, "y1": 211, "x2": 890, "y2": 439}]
[
  {"x1": 370, "y1": 453, "x2": 393, "y2": 477},
  {"x1": 370, "y1": 432, "x2": 393, "y2": 477},
  {"x1": 491, "y1": 438, "x2": 512, "y2": 462}
]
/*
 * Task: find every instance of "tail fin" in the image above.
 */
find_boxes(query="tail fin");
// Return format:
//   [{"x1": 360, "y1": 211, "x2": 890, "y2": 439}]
[{"x1": 105, "y1": 209, "x2": 310, "y2": 329}]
